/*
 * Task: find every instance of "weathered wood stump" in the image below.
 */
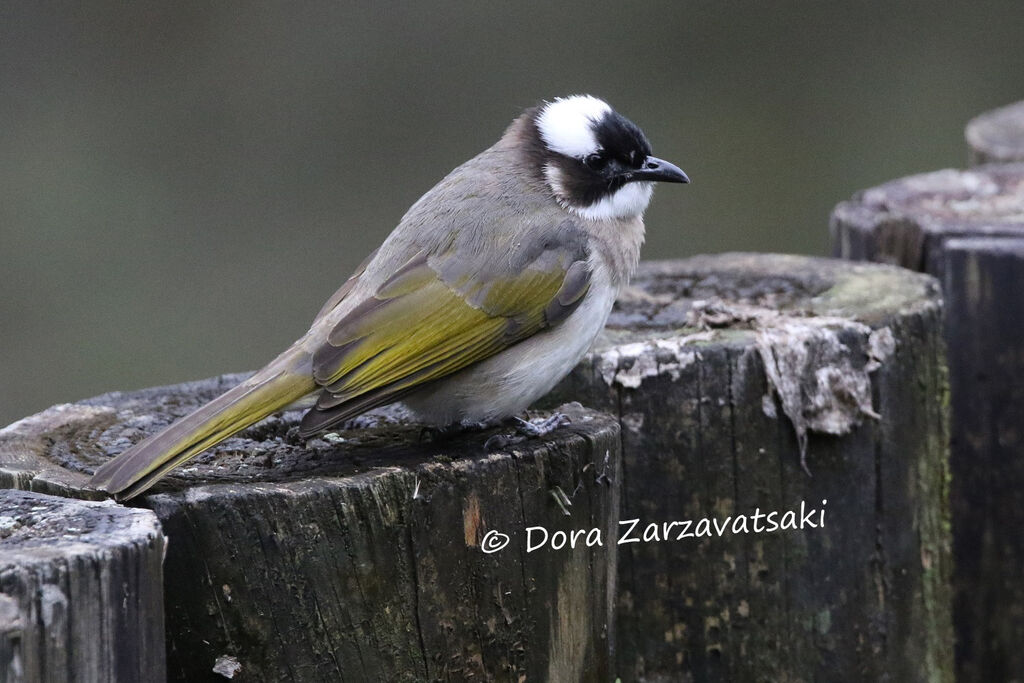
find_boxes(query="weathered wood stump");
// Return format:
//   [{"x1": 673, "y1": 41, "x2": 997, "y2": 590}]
[
  {"x1": 966, "y1": 100, "x2": 1024, "y2": 165},
  {"x1": 544, "y1": 254, "x2": 953, "y2": 682},
  {"x1": 0, "y1": 386, "x2": 621, "y2": 682},
  {"x1": 831, "y1": 166, "x2": 1024, "y2": 683},
  {"x1": 0, "y1": 489, "x2": 165, "y2": 683}
]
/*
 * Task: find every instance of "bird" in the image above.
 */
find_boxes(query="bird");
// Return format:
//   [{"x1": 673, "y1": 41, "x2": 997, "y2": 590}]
[{"x1": 90, "y1": 94, "x2": 689, "y2": 499}]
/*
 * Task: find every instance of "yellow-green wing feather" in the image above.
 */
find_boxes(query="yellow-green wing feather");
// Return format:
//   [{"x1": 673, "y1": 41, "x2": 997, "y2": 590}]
[{"x1": 299, "y1": 246, "x2": 589, "y2": 436}]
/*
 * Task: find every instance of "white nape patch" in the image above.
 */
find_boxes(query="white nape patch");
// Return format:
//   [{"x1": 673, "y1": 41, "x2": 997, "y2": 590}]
[{"x1": 537, "y1": 95, "x2": 611, "y2": 158}]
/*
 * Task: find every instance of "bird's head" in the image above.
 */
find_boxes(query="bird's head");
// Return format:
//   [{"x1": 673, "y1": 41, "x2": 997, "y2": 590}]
[{"x1": 524, "y1": 95, "x2": 689, "y2": 221}]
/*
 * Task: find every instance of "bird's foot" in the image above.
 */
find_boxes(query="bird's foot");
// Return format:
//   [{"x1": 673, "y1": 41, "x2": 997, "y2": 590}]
[
  {"x1": 484, "y1": 413, "x2": 572, "y2": 451},
  {"x1": 513, "y1": 413, "x2": 571, "y2": 437}
]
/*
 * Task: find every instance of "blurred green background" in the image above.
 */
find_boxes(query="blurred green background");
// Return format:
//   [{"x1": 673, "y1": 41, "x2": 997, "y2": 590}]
[{"x1": 2, "y1": 2, "x2": 1023, "y2": 426}]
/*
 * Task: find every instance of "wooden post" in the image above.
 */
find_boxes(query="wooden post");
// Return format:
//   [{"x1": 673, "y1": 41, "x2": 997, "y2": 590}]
[
  {"x1": 831, "y1": 165, "x2": 1024, "y2": 682},
  {"x1": 966, "y1": 100, "x2": 1024, "y2": 165},
  {"x1": 1, "y1": 254, "x2": 953, "y2": 682},
  {"x1": 544, "y1": 254, "x2": 953, "y2": 682},
  {"x1": 0, "y1": 387, "x2": 621, "y2": 682},
  {"x1": 0, "y1": 489, "x2": 165, "y2": 683}
]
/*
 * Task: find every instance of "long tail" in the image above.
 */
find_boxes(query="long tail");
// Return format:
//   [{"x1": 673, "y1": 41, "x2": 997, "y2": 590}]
[{"x1": 90, "y1": 346, "x2": 316, "y2": 500}]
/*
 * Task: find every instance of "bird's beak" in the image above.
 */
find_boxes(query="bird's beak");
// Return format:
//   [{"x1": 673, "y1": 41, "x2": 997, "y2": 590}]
[{"x1": 627, "y1": 156, "x2": 690, "y2": 184}]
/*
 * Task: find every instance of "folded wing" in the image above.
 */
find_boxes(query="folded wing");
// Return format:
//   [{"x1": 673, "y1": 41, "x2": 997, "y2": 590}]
[{"x1": 300, "y1": 239, "x2": 590, "y2": 436}]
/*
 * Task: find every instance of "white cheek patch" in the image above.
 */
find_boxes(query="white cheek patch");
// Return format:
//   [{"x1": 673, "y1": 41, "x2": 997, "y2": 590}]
[
  {"x1": 573, "y1": 182, "x2": 655, "y2": 221},
  {"x1": 544, "y1": 163, "x2": 654, "y2": 221},
  {"x1": 537, "y1": 95, "x2": 611, "y2": 158}
]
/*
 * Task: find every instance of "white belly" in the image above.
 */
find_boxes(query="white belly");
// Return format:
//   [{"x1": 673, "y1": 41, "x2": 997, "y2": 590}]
[{"x1": 402, "y1": 265, "x2": 618, "y2": 425}]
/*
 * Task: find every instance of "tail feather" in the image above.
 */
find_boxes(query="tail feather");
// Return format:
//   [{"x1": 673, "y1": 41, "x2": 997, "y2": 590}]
[{"x1": 90, "y1": 351, "x2": 316, "y2": 499}]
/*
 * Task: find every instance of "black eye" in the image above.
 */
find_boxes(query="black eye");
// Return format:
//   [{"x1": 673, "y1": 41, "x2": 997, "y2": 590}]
[{"x1": 584, "y1": 153, "x2": 606, "y2": 170}]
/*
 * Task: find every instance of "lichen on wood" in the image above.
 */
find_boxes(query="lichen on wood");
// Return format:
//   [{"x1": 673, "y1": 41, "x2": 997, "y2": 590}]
[{"x1": 545, "y1": 253, "x2": 953, "y2": 682}]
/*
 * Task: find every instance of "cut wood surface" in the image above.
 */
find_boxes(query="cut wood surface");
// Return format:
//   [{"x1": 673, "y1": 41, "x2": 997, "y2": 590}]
[
  {"x1": 0, "y1": 489, "x2": 165, "y2": 683},
  {"x1": 831, "y1": 164, "x2": 1024, "y2": 273},
  {"x1": 545, "y1": 253, "x2": 953, "y2": 682},
  {"x1": 966, "y1": 100, "x2": 1024, "y2": 165},
  {"x1": 0, "y1": 388, "x2": 621, "y2": 682},
  {"x1": 832, "y1": 167, "x2": 1024, "y2": 683}
]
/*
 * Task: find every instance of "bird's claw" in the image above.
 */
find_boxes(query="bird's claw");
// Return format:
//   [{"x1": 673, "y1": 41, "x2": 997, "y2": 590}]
[
  {"x1": 483, "y1": 413, "x2": 571, "y2": 451},
  {"x1": 512, "y1": 413, "x2": 571, "y2": 437}
]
